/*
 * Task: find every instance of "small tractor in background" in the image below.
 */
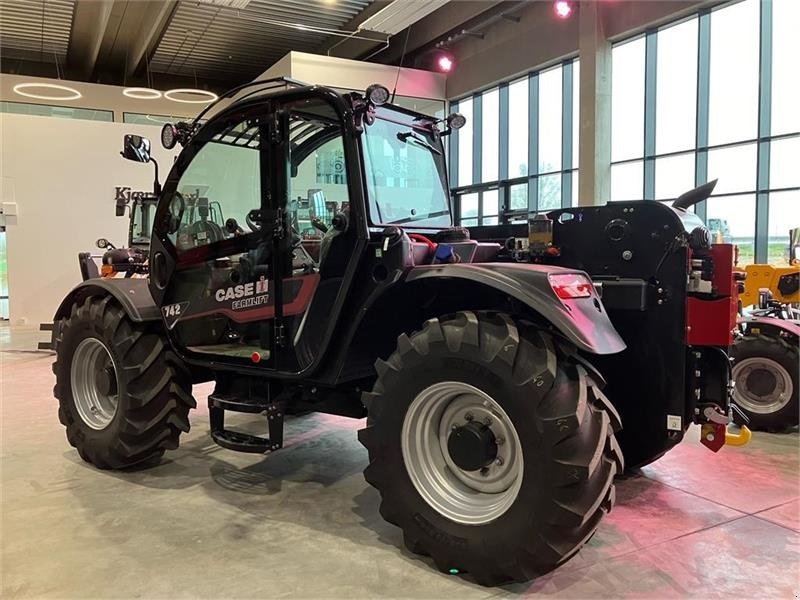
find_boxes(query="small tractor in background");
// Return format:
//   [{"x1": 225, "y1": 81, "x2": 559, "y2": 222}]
[
  {"x1": 50, "y1": 80, "x2": 750, "y2": 585},
  {"x1": 731, "y1": 228, "x2": 800, "y2": 431}
]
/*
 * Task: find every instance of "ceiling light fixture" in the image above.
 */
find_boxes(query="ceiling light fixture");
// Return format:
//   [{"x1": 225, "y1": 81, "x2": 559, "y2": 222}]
[
  {"x1": 123, "y1": 87, "x2": 162, "y2": 99},
  {"x1": 13, "y1": 83, "x2": 82, "y2": 101},
  {"x1": 437, "y1": 54, "x2": 454, "y2": 73},
  {"x1": 553, "y1": 0, "x2": 574, "y2": 19},
  {"x1": 164, "y1": 88, "x2": 218, "y2": 104}
]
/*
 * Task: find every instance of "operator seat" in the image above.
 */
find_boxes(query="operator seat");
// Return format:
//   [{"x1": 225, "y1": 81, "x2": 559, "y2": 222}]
[{"x1": 78, "y1": 252, "x2": 99, "y2": 281}]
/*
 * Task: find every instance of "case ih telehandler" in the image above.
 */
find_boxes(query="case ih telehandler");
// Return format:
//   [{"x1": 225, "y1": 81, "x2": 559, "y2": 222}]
[{"x1": 51, "y1": 80, "x2": 749, "y2": 585}]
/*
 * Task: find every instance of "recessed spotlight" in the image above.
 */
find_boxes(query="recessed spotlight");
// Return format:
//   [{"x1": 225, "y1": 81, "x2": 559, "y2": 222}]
[
  {"x1": 164, "y1": 88, "x2": 218, "y2": 104},
  {"x1": 123, "y1": 87, "x2": 162, "y2": 99},
  {"x1": 435, "y1": 52, "x2": 455, "y2": 73},
  {"x1": 13, "y1": 83, "x2": 81, "y2": 101}
]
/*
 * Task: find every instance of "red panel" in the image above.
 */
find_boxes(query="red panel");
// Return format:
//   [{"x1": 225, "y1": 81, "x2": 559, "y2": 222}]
[
  {"x1": 687, "y1": 296, "x2": 737, "y2": 346},
  {"x1": 710, "y1": 244, "x2": 735, "y2": 296}
]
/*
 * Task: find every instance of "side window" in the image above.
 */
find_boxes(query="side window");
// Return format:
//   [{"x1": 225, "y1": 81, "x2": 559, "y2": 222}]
[
  {"x1": 288, "y1": 128, "x2": 348, "y2": 242},
  {"x1": 168, "y1": 120, "x2": 261, "y2": 250}
]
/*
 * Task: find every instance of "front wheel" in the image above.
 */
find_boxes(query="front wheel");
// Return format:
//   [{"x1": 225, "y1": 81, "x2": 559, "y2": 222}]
[
  {"x1": 53, "y1": 296, "x2": 196, "y2": 469},
  {"x1": 359, "y1": 311, "x2": 623, "y2": 585},
  {"x1": 731, "y1": 333, "x2": 798, "y2": 431}
]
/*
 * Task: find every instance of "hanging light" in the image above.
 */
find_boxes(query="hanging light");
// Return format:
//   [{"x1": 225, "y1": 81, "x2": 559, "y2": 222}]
[
  {"x1": 553, "y1": 0, "x2": 574, "y2": 19},
  {"x1": 164, "y1": 88, "x2": 218, "y2": 104},
  {"x1": 435, "y1": 52, "x2": 455, "y2": 74},
  {"x1": 123, "y1": 87, "x2": 162, "y2": 99},
  {"x1": 13, "y1": 83, "x2": 81, "y2": 101}
]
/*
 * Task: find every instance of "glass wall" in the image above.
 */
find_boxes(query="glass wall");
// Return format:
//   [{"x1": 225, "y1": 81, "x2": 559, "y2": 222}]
[
  {"x1": 450, "y1": 58, "x2": 580, "y2": 225},
  {"x1": 1, "y1": 101, "x2": 112, "y2": 122},
  {"x1": 610, "y1": 0, "x2": 800, "y2": 264}
]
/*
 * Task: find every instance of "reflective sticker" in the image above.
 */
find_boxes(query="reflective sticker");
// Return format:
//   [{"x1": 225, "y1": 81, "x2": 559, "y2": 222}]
[{"x1": 667, "y1": 414, "x2": 682, "y2": 431}]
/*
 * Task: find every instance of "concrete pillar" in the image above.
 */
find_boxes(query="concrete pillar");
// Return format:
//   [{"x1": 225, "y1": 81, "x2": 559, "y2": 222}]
[{"x1": 577, "y1": 0, "x2": 612, "y2": 206}]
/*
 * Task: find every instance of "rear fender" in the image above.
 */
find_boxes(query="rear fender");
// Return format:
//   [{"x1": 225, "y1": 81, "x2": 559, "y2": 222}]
[
  {"x1": 405, "y1": 263, "x2": 626, "y2": 355},
  {"x1": 739, "y1": 315, "x2": 800, "y2": 342},
  {"x1": 53, "y1": 278, "x2": 161, "y2": 323}
]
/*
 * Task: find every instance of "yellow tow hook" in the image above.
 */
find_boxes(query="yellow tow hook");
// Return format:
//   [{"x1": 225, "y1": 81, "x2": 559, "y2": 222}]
[{"x1": 725, "y1": 424, "x2": 752, "y2": 447}]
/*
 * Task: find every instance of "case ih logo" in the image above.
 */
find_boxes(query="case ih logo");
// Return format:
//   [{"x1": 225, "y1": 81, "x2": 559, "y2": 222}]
[
  {"x1": 215, "y1": 277, "x2": 269, "y2": 310},
  {"x1": 115, "y1": 187, "x2": 151, "y2": 202}
]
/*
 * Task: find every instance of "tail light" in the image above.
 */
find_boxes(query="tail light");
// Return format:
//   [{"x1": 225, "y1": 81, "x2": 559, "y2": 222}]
[
  {"x1": 549, "y1": 272, "x2": 593, "y2": 299},
  {"x1": 101, "y1": 265, "x2": 115, "y2": 277}
]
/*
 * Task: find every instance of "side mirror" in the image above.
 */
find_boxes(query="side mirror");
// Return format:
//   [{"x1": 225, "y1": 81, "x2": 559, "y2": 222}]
[{"x1": 121, "y1": 134, "x2": 152, "y2": 163}]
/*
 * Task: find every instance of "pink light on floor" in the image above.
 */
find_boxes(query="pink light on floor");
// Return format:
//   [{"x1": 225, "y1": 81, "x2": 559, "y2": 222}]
[{"x1": 554, "y1": 0, "x2": 574, "y2": 19}]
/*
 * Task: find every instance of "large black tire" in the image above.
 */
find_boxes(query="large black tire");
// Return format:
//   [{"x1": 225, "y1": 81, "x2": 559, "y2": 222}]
[
  {"x1": 53, "y1": 295, "x2": 196, "y2": 469},
  {"x1": 358, "y1": 311, "x2": 623, "y2": 586},
  {"x1": 731, "y1": 333, "x2": 798, "y2": 431}
]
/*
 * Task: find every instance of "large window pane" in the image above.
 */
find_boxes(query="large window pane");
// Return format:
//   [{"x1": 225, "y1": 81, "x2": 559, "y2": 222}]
[
  {"x1": 656, "y1": 18, "x2": 698, "y2": 154},
  {"x1": 1, "y1": 100, "x2": 113, "y2": 122},
  {"x1": 610, "y1": 161, "x2": 644, "y2": 201},
  {"x1": 768, "y1": 190, "x2": 799, "y2": 265},
  {"x1": 507, "y1": 78, "x2": 529, "y2": 178},
  {"x1": 611, "y1": 37, "x2": 646, "y2": 162},
  {"x1": 707, "y1": 143, "x2": 757, "y2": 194},
  {"x1": 460, "y1": 192, "x2": 479, "y2": 220},
  {"x1": 772, "y1": 0, "x2": 800, "y2": 135},
  {"x1": 768, "y1": 191, "x2": 799, "y2": 265},
  {"x1": 481, "y1": 189, "x2": 499, "y2": 221},
  {"x1": 509, "y1": 183, "x2": 528, "y2": 211},
  {"x1": 708, "y1": 0, "x2": 759, "y2": 145},
  {"x1": 571, "y1": 170, "x2": 579, "y2": 207},
  {"x1": 538, "y1": 174, "x2": 562, "y2": 210},
  {"x1": 457, "y1": 98, "x2": 473, "y2": 186},
  {"x1": 770, "y1": 136, "x2": 800, "y2": 189},
  {"x1": 573, "y1": 60, "x2": 580, "y2": 168},
  {"x1": 538, "y1": 66, "x2": 562, "y2": 173},
  {"x1": 655, "y1": 153, "x2": 695, "y2": 200},
  {"x1": 706, "y1": 195, "x2": 756, "y2": 264},
  {"x1": 481, "y1": 88, "x2": 500, "y2": 182}
]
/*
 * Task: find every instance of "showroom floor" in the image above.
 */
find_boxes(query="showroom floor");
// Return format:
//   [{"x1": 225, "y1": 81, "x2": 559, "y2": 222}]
[{"x1": 2, "y1": 325, "x2": 799, "y2": 598}]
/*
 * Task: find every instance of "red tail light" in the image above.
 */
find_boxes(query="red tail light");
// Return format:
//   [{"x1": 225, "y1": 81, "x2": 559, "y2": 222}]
[{"x1": 549, "y1": 273, "x2": 593, "y2": 299}]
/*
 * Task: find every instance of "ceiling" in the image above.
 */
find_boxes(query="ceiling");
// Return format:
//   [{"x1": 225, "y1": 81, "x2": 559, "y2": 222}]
[
  {"x1": 0, "y1": 0, "x2": 511, "y2": 91},
  {"x1": 0, "y1": 0, "x2": 377, "y2": 88}
]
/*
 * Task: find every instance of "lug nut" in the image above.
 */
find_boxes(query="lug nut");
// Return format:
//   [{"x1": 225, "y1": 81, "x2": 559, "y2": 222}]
[
  {"x1": 495, "y1": 457, "x2": 504, "y2": 466},
  {"x1": 480, "y1": 467, "x2": 489, "y2": 477},
  {"x1": 451, "y1": 423, "x2": 459, "y2": 430},
  {"x1": 496, "y1": 437, "x2": 505, "y2": 446},
  {"x1": 464, "y1": 412, "x2": 473, "y2": 422}
]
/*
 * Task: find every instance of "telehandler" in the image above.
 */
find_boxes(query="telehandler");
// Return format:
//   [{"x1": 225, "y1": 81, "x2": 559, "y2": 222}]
[{"x1": 50, "y1": 79, "x2": 748, "y2": 585}]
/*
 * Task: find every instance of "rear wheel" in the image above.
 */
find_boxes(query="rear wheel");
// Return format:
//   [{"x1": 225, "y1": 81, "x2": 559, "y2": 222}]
[
  {"x1": 53, "y1": 296, "x2": 196, "y2": 469},
  {"x1": 359, "y1": 311, "x2": 623, "y2": 585},
  {"x1": 731, "y1": 334, "x2": 798, "y2": 431}
]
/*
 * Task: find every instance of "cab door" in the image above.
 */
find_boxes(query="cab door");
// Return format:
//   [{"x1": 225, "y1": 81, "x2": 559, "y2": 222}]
[{"x1": 149, "y1": 92, "x2": 364, "y2": 373}]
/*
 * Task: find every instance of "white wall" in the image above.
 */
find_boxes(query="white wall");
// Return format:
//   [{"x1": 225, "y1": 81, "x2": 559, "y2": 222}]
[{"x1": 0, "y1": 113, "x2": 177, "y2": 327}]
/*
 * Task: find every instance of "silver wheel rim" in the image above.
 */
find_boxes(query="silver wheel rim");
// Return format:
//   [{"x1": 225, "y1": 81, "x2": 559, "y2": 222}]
[
  {"x1": 70, "y1": 337, "x2": 120, "y2": 430},
  {"x1": 401, "y1": 381, "x2": 524, "y2": 525},
  {"x1": 733, "y1": 357, "x2": 793, "y2": 414}
]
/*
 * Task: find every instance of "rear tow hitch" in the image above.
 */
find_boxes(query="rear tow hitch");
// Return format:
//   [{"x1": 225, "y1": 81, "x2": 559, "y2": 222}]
[{"x1": 699, "y1": 404, "x2": 752, "y2": 452}]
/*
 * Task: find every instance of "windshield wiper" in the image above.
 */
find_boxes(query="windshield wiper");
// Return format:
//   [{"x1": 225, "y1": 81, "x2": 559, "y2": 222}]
[{"x1": 396, "y1": 131, "x2": 442, "y2": 155}]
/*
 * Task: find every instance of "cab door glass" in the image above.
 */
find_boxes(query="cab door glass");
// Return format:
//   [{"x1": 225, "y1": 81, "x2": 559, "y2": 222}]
[{"x1": 167, "y1": 120, "x2": 261, "y2": 250}]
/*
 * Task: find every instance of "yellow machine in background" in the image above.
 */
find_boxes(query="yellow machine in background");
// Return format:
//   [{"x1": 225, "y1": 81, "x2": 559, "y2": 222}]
[{"x1": 735, "y1": 228, "x2": 800, "y2": 307}]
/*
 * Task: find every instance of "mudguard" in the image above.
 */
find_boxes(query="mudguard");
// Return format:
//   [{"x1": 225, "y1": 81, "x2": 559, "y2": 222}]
[
  {"x1": 406, "y1": 263, "x2": 626, "y2": 355},
  {"x1": 53, "y1": 277, "x2": 161, "y2": 323},
  {"x1": 739, "y1": 314, "x2": 800, "y2": 340}
]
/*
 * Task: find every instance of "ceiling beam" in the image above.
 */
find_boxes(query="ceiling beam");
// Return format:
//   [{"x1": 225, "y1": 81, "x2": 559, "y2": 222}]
[
  {"x1": 64, "y1": 0, "x2": 115, "y2": 80},
  {"x1": 367, "y1": 0, "x2": 506, "y2": 65},
  {"x1": 124, "y1": 0, "x2": 178, "y2": 79}
]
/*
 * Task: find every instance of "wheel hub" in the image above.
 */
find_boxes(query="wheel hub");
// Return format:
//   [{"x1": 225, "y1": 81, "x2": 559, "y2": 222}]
[
  {"x1": 746, "y1": 368, "x2": 776, "y2": 397},
  {"x1": 447, "y1": 421, "x2": 498, "y2": 472},
  {"x1": 733, "y1": 356, "x2": 793, "y2": 414},
  {"x1": 401, "y1": 381, "x2": 524, "y2": 525},
  {"x1": 70, "y1": 337, "x2": 120, "y2": 430}
]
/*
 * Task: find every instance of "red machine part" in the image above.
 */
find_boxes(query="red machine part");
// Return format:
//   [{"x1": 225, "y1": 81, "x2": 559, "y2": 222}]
[{"x1": 686, "y1": 244, "x2": 738, "y2": 346}]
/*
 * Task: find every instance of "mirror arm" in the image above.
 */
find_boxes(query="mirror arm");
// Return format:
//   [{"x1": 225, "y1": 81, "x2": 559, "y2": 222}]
[{"x1": 149, "y1": 157, "x2": 162, "y2": 196}]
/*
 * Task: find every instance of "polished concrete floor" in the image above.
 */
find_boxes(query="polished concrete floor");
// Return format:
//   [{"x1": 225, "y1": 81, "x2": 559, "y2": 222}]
[{"x1": 2, "y1": 325, "x2": 799, "y2": 598}]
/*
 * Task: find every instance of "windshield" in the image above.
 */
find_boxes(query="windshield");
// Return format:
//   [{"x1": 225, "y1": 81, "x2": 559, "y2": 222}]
[{"x1": 362, "y1": 106, "x2": 452, "y2": 228}]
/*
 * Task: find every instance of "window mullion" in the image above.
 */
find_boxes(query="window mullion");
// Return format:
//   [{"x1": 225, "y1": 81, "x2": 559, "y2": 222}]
[
  {"x1": 561, "y1": 61, "x2": 574, "y2": 208},
  {"x1": 694, "y1": 10, "x2": 711, "y2": 221},
  {"x1": 528, "y1": 74, "x2": 539, "y2": 212},
  {"x1": 473, "y1": 94, "x2": 483, "y2": 185},
  {"x1": 755, "y1": 0, "x2": 773, "y2": 264},
  {"x1": 643, "y1": 31, "x2": 658, "y2": 200}
]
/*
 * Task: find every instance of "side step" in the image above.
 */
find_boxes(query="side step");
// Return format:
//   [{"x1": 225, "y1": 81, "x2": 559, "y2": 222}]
[{"x1": 209, "y1": 393, "x2": 283, "y2": 454}]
